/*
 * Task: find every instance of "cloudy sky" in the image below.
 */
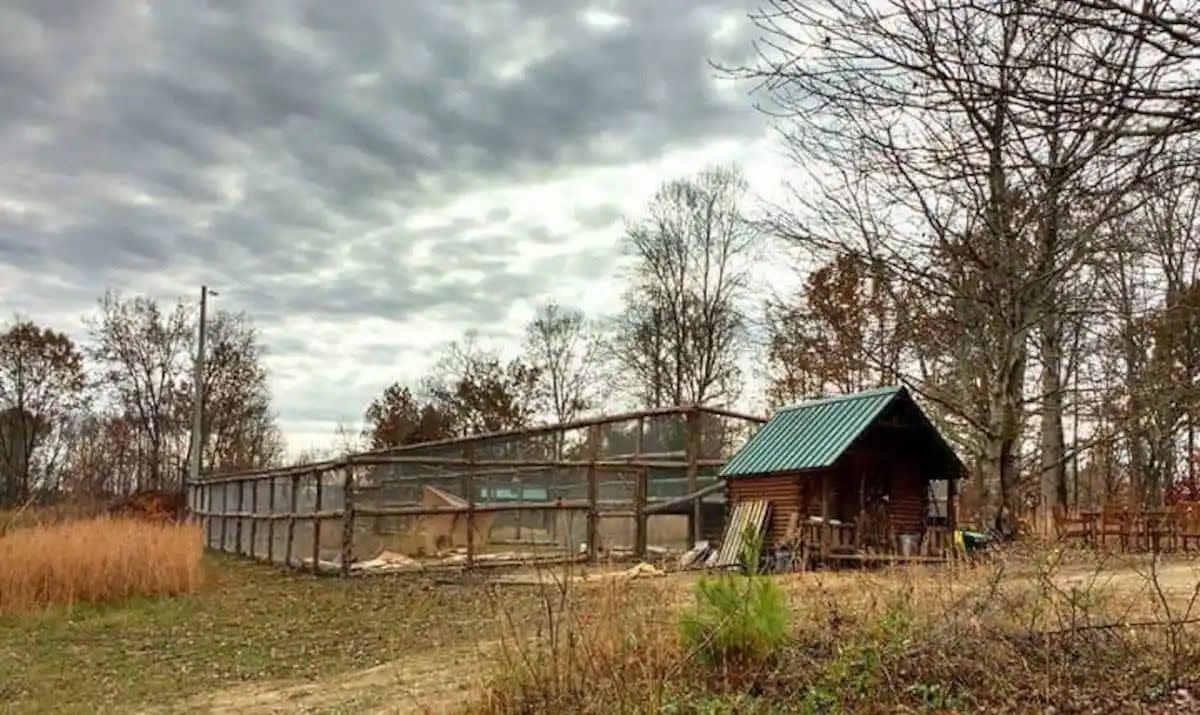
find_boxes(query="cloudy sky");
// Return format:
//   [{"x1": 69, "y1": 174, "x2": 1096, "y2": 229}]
[{"x1": 0, "y1": 1, "x2": 798, "y2": 453}]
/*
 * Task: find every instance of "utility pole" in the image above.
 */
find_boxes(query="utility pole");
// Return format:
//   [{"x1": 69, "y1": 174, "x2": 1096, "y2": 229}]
[{"x1": 189, "y1": 286, "x2": 211, "y2": 488}]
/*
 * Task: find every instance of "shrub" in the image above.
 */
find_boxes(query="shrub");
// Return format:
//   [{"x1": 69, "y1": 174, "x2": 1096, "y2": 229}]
[
  {"x1": 0, "y1": 517, "x2": 204, "y2": 614},
  {"x1": 678, "y1": 524, "x2": 789, "y2": 671}
]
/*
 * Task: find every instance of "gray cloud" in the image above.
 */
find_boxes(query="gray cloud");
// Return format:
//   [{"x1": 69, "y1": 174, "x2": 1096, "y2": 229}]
[{"x1": 0, "y1": 0, "x2": 765, "y2": 446}]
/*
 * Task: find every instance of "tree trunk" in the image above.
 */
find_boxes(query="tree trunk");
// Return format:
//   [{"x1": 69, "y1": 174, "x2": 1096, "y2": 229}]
[
  {"x1": 1040, "y1": 308, "x2": 1068, "y2": 512},
  {"x1": 987, "y1": 345, "x2": 1026, "y2": 537}
]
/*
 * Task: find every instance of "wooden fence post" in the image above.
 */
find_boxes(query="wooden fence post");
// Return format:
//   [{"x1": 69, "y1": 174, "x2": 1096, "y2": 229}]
[
  {"x1": 635, "y1": 467, "x2": 648, "y2": 559},
  {"x1": 204, "y1": 484, "x2": 214, "y2": 548},
  {"x1": 635, "y1": 415, "x2": 647, "y2": 558},
  {"x1": 234, "y1": 479, "x2": 245, "y2": 555},
  {"x1": 586, "y1": 423, "x2": 600, "y2": 562},
  {"x1": 220, "y1": 481, "x2": 229, "y2": 552},
  {"x1": 312, "y1": 470, "x2": 324, "y2": 576},
  {"x1": 286, "y1": 473, "x2": 299, "y2": 567},
  {"x1": 249, "y1": 478, "x2": 259, "y2": 559},
  {"x1": 267, "y1": 476, "x2": 276, "y2": 563},
  {"x1": 340, "y1": 464, "x2": 355, "y2": 578},
  {"x1": 514, "y1": 476, "x2": 523, "y2": 540},
  {"x1": 686, "y1": 408, "x2": 701, "y2": 547},
  {"x1": 464, "y1": 447, "x2": 476, "y2": 569}
]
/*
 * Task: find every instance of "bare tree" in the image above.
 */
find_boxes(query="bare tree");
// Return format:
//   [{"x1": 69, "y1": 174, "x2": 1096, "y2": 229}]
[
  {"x1": 88, "y1": 293, "x2": 193, "y2": 490},
  {"x1": 611, "y1": 166, "x2": 759, "y2": 408},
  {"x1": 524, "y1": 302, "x2": 601, "y2": 424},
  {"x1": 0, "y1": 320, "x2": 87, "y2": 505},
  {"x1": 89, "y1": 293, "x2": 282, "y2": 490},
  {"x1": 193, "y1": 312, "x2": 284, "y2": 472},
  {"x1": 737, "y1": 0, "x2": 1200, "y2": 530}
]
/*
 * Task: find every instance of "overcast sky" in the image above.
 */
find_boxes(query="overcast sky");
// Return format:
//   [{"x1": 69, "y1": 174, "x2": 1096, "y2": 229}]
[{"x1": 0, "y1": 1, "x2": 799, "y2": 454}]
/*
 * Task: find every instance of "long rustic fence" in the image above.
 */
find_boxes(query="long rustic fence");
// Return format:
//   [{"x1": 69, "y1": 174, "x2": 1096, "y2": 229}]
[{"x1": 187, "y1": 406, "x2": 765, "y2": 575}]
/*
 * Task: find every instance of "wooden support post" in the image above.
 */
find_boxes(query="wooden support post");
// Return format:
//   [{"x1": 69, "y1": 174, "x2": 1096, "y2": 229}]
[
  {"x1": 219, "y1": 481, "x2": 229, "y2": 551},
  {"x1": 821, "y1": 471, "x2": 831, "y2": 555},
  {"x1": 267, "y1": 476, "x2": 276, "y2": 563},
  {"x1": 341, "y1": 465, "x2": 355, "y2": 577},
  {"x1": 635, "y1": 467, "x2": 648, "y2": 559},
  {"x1": 464, "y1": 448, "x2": 476, "y2": 569},
  {"x1": 234, "y1": 480, "x2": 245, "y2": 555},
  {"x1": 515, "y1": 476, "x2": 523, "y2": 540},
  {"x1": 286, "y1": 473, "x2": 299, "y2": 567},
  {"x1": 312, "y1": 471, "x2": 323, "y2": 575},
  {"x1": 586, "y1": 423, "x2": 600, "y2": 562},
  {"x1": 685, "y1": 408, "x2": 701, "y2": 547},
  {"x1": 947, "y1": 477, "x2": 958, "y2": 531},
  {"x1": 204, "y1": 484, "x2": 214, "y2": 548},
  {"x1": 249, "y1": 477, "x2": 259, "y2": 559}
]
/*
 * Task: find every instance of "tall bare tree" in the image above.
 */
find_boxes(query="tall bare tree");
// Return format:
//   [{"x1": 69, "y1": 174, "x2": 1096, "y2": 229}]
[
  {"x1": 611, "y1": 166, "x2": 759, "y2": 408},
  {"x1": 0, "y1": 320, "x2": 87, "y2": 505},
  {"x1": 193, "y1": 312, "x2": 283, "y2": 472},
  {"x1": 88, "y1": 293, "x2": 193, "y2": 490},
  {"x1": 523, "y1": 302, "x2": 601, "y2": 425}
]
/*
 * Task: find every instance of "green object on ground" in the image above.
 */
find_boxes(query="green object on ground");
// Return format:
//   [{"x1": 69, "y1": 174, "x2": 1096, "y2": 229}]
[{"x1": 959, "y1": 530, "x2": 988, "y2": 552}]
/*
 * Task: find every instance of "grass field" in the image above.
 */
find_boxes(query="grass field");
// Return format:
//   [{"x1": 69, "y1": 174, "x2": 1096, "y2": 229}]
[
  {"x1": 2, "y1": 549, "x2": 1198, "y2": 714},
  {"x1": 0, "y1": 554, "x2": 552, "y2": 714}
]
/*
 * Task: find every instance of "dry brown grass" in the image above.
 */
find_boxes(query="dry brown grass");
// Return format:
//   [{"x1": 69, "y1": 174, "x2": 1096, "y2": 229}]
[
  {"x1": 0, "y1": 499, "x2": 107, "y2": 535},
  {"x1": 0, "y1": 517, "x2": 204, "y2": 614},
  {"x1": 471, "y1": 550, "x2": 1200, "y2": 713}
]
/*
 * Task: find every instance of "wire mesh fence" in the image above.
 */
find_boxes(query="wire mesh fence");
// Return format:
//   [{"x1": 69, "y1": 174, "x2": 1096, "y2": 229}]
[{"x1": 189, "y1": 406, "x2": 765, "y2": 575}]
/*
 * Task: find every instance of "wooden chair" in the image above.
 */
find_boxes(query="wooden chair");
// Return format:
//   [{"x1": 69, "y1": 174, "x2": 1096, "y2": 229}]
[
  {"x1": 1097, "y1": 505, "x2": 1131, "y2": 552},
  {"x1": 1141, "y1": 508, "x2": 1172, "y2": 552},
  {"x1": 1051, "y1": 505, "x2": 1090, "y2": 544},
  {"x1": 920, "y1": 525, "x2": 952, "y2": 557},
  {"x1": 1179, "y1": 503, "x2": 1200, "y2": 552}
]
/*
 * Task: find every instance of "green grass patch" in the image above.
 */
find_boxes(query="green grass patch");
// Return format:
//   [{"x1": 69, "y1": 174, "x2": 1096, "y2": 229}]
[{"x1": 0, "y1": 554, "x2": 543, "y2": 714}]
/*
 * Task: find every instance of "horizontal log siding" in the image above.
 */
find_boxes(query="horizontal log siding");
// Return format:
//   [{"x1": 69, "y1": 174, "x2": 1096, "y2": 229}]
[
  {"x1": 727, "y1": 475, "x2": 805, "y2": 546},
  {"x1": 888, "y1": 464, "x2": 927, "y2": 535}
]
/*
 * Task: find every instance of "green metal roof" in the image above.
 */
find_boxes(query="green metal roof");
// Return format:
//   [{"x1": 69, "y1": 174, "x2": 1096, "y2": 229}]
[{"x1": 720, "y1": 386, "x2": 905, "y2": 477}]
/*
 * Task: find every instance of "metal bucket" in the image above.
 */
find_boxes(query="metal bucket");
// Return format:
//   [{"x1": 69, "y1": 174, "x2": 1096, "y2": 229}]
[{"x1": 898, "y1": 533, "x2": 920, "y2": 557}]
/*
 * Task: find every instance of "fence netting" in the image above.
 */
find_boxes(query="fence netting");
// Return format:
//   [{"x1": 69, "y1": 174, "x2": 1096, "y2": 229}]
[{"x1": 193, "y1": 407, "x2": 764, "y2": 574}]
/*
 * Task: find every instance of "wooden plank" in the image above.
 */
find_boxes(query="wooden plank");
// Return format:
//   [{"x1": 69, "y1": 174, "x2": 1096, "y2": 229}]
[
  {"x1": 200, "y1": 456, "x2": 729, "y2": 484},
  {"x1": 693, "y1": 405, "x2": 770, "y2": 424},
  {"x1": 353, "y1": 503, "x2": 589, "y2": 517},
  {"x1": 713, "y1": 499, "x2": 771, "y2": 568}
]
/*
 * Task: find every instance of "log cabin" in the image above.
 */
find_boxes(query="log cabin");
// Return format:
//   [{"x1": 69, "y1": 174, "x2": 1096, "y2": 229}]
[{"x1": 720, "y1": 386, "x2": 967, "y2": 563}]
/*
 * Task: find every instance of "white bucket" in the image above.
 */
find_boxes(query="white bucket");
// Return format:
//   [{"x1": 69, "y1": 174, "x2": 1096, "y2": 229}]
[{"x1": 898, "y1": 533, "x2": 920, "y2": 557}]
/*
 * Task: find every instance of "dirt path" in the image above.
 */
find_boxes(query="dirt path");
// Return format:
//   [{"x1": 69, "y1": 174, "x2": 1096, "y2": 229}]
[
  {"x1": 151, "y1": 640, "x2": 503, "y2": 714},
  {"x1": 1055, "y1": 559, "x2": 1200, "y2": 603}
]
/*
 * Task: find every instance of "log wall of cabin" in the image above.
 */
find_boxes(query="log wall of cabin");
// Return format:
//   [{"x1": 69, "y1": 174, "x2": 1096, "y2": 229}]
[{"x1": 726, "y1": 473, "x2": 811, "y2": 546}]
